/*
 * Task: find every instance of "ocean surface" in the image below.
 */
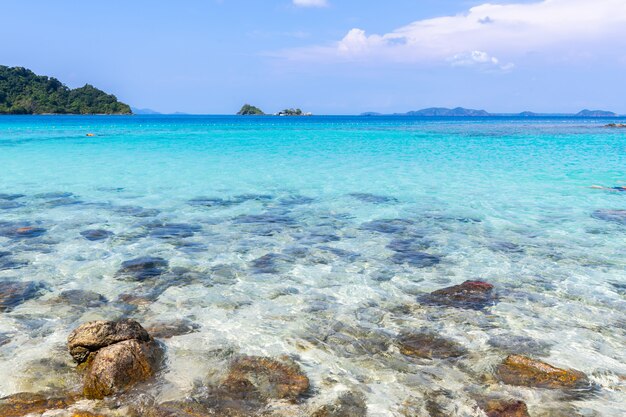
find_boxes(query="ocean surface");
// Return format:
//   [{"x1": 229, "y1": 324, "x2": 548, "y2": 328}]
[{"x1": 0, "y1": 115, "x2": 625, "y2": 416}]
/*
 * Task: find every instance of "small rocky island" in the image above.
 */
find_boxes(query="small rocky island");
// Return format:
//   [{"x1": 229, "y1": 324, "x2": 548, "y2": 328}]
[
  {"x1": 236, "y1": 104, "x2": 312, "y2": 116},
  {"x1": 0, "y1": 65, "x2": 131, "y2": 115}
]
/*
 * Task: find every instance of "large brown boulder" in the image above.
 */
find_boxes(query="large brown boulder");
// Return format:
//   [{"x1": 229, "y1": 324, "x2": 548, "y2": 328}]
[
  {"x1": 496, "y1": 354, "x2": 589, "y2": 389},
  {"x1": 222, "y1": 356, "x2": 309, "y2": 401},
  {"x1": 67, "y1": 319, "x2": 151, "y2": 363},
  {"x1": 67, "y1": 319, "x2": 163, "y2": 399},
  {"x1": 0, "y1": 392, "x2": 77, "y2": 417},
  {"x1": 83, "y1": 338, "x2": 163, "y2": 399}
]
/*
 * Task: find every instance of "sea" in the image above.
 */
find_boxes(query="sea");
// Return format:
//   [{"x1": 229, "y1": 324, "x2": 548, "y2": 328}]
[{"x1": 0, "y1": 115, "x2": 625, "y2": 416}]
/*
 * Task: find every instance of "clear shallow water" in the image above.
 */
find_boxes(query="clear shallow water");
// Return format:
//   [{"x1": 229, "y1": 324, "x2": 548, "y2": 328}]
[{"x1": 0, "y1": 115, "x2": 625, "y2": 416}]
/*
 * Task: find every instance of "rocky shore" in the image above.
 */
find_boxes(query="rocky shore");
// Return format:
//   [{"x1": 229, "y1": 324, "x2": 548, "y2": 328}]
[{"x1": 0, "y1": 280, "x2": 595, "y2": 416}]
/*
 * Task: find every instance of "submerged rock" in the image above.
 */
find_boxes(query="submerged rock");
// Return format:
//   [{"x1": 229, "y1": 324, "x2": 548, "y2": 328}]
[
  {"x1": 0, "y1": 225, "x2": 46, "y2": 238},
  {"x1": 0, "y1": 193, "x2": 25, "y2": 200},
  {"x1": 360, "y1": 219, "x2": 414, "y2": 234},
  {"x1": 35, "y1": 191, "x2": 73, "y2": 199},
  {"x1": 311, "y1": 391, "x2": 368, "y2": 417},
  {"x1": 0, "y1": 200, "x2": 23, "y2": 210},
  {"x1": 113, "y1": 205, "x2": 160, "y2": 217},
  {"x1": 222, "y1": 356, "x2": 309, "y2": 401},
  {"x1": 80, "y1": 229, "x2": 114, "y2": 241},
  {"x1": 145, "y1": 318, "x2": 200, "y2": 339},
  {"x1": 495, "y1": 354, "x2": 590, "y2": 390},
  {"x1": 488, "y1": 335, "x2": 551, "y2": 357},
  {"x1": 233, "y1": 213, "x2": 296, "y2": 226},
  {"x1": 348, "y1": 193, "x2": 398, "y2": 204},
  {"x1": 250, "y1": 253, "x2": 293, "y2": 274},
  {"x1": 0, "y1": 392, "x2": 77, "y2": 417},
  {"x1": 82, "y1": 338, "x2": 163, "y2": 399},
  {"x1": 67, "y1": 319, "x2": 151, "y2": 363},
  {"x1": 396, "y1": 332, "x2": 466, "y2": 359},
  {"x1": 0, "y1": 280, "x2": 45, "y2": 312},
  {"x1": 117, "y1": 256, "x2": 169, "y2": 281},
  {"x1": 149, "y1": 223, "x2": 201, "y2": 239},
  {"x1": 477, "y1": 399, "x2": 530, "y2": 417},
  {"x1": 0, "y1": 333, "x2": 11, "y2": 346},
  {"x1": 591, "y1": 209, "x2": 626, "y2": 224},
  {"x1": 422, "y1": 280, "x2": 497, "y2": 309},
  {"x1": 55, "y1": 289, "x2": 108, "y2": 308}
]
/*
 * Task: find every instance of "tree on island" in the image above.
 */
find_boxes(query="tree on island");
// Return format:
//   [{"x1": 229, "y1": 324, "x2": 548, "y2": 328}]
[
  {"x1": 0, "y1": 65, "x2": 131, "y2": 115},
  {"x1": 237, "y1": 104, "x2": 265, "y2": 115}
]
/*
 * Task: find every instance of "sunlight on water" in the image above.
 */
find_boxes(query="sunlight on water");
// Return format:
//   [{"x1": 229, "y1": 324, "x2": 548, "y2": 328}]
[{"x1": 0, "y1": 115, "x2": 625, "y2": 416}]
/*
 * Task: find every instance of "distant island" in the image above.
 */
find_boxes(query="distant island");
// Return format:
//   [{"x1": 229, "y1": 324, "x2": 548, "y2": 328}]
[
  {"x1": 361, "y1": 107, "x2": 621, "y2": 118},
  {"x1": 237, "y1": 104, "x2": 312, "y2": 116},
  {"x1": 0, "y1": 65, "x2": 131, "y2": 115}
]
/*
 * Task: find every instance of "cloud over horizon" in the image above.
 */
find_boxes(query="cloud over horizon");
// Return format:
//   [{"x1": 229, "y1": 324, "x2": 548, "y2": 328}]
[{"x1": 279, "y1": 0, "x2": 626, "y2": 69}]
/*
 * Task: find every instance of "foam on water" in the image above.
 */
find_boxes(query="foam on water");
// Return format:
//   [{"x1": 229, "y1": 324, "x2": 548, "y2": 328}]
[{"x1": 0, "y1": 115, "x2": 625, "y2": 415}]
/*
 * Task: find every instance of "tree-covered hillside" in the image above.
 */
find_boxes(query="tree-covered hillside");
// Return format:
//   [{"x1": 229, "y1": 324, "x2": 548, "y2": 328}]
[{"x1": 0, "y1": 66, "x2": 132, "y2": 115}]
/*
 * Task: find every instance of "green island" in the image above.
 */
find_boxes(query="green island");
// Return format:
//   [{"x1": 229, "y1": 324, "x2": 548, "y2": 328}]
[
  {"x1": 0, "y1": 65, "x2": 131, "y2": 115},
  {"x1": 237, "y1": 104, "x2": 265, "y2": 115}
]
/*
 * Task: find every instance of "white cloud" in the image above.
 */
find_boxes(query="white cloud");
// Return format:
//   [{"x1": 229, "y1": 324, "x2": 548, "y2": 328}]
[
  {"x1": 293, "y1": 0, "x2": 328, "y2": 7},
  {"x1": 280, "y1": 0, "x2": 626, "y2": 68}
]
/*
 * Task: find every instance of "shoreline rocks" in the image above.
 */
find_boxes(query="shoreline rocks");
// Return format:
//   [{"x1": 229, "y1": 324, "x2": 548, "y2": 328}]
[
  {"x1": 67, "y1": 319, "x2": 163, "y2": 399},
  {"x1": 496, "y1": 354, "x2": 589, "y2": 390},
  {"x1": 0, "y1": 392, "x2": 78, "y2": 417}
]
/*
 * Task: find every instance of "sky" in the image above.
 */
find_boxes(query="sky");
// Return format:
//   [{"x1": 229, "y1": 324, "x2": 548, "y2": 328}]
[{"x1": 2, "y1": 0, "x2": 626, "y2": 114}]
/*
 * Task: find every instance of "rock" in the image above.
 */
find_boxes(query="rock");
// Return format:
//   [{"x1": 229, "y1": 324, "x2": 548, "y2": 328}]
[
  {"x1": 222, "y1": 356, "x2": 309, "y2": 401},
  {"x1": 591, "y1": 209, "x2": 626, "y2": 224},
  {"x1": 35, "y1": 191, "x2": 73, "y2": 199},
  {"x1": 0, "y1": 193, "x2": 25, "y2": 200},
  {"x1": 606, "y1": 123, "x2": 626, "y2": 128},
  {"x1": 488, "y1": 335, "x2": 551, "y2": 357},
  {"x1": 477, "y1": 399, "x2": 530, "y2": 417},
  {"x1": 396, "y1": 332, "x2": 466, "y2": 359},
  {"x1": 113, "y1": 205, "x2": 160, "y2": 217},
  {"x1": 0, "y1": 333, "x2": 11, "y2": 346},
  {"x1": 80, "y1": 229, "x2": 114, "y2": 241},
  {"x1": 250, "y1": 253, "x2": 294, "y2": 274},
  {"x1": 0, "y1": 225, "x2": 46, "y2": 238},
  {"x1": 348, "y1": 193, "x2": 398, "y2": 204},
  {"x1": 0, "y1": 392, "x2": 77, "y2": 417},
  {"x1": 360, "y1": 219, "x2": 414, "y2": 234},
  {"x1": 0, "y1": 280, "x2": 45, "y2": 311},
  {"x1": 149, "y1": 223, "x2": 201, "y2": 239},
  {"x1": 117, "y1": 256, "x2": 169, "y2": 281},
  {"x1": 0, "y1": 201, "x2": 23, "y2": 210},
  {"x1": 311, "y1": 391, "x2": 367, "y2": 417},
  {"x1": 56, "y1": 289, "x2": 108, "y2": 307},
  {"x1": 82, "y1": 338, "x2": 163, "y2": 399},
  {"x1": 145, "y1": 318, "x2": 200, "y2": 339},
  {"x1": 422, "y1": 280, "x2": 497, "y2": 309},
  {"x1": 233, "y1": 213, "x2": 296, "y2": 226},
  {"x1": 67, "y1": 319, "x2": 151, "y2": 363},
  {"x1": 495, "y1": 354, "x2": 590, "y2": 390}
]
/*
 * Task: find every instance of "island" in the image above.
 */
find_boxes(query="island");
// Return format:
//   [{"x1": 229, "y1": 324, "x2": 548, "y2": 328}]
[
  {"x1": 360, "y1": 107, "x2": 622, "y2": 118},
  {"x1": 0, "y1": 65, "x2": 131, "y2": 115},
  {"x1": 276, "y1": 108, "x2": 312, "y2": 116},
  {"x1": 237, "y1": 104, "x2": 265, "y2": 115}
]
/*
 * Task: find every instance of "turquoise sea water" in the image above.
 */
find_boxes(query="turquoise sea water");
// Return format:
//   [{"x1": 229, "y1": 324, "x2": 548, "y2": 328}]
[{"x1": 0, "y1": 115, "x2": 625, "y2": 415}]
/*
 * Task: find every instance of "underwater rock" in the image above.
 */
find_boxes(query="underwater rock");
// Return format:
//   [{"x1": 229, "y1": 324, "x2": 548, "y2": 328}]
[
  {"x1": 45, "y1": 197, "x2": 82, "y2": 207},
  {"x1": 348, "y1": 193, "x2": 398, "y2": 204},
  {"x1": 222, "y1": 356, "x2": 309, "y2": 401},
  {"x1": 113, "y1": 205, "x2": 160, "y2": 217},
  {"x1": 311, "y1": 391, "x2": 368, "y2": 417},
  {"x1": 249, "y1": 253, "x2": 293, "y2": 274},
  {"x1": 149, "y1": 223, "x2": 201, "y2": 239},
  {"x1": 495, "y1": 354, "x2": 590, "y2": 390},
  {"x1": 396, "y1": 332, "x2": 466, "y2": 359},
  {"x1": 279, "y1": 195, "x2": 315, "y2": 206},
  {"x1": 233, "y1": 213, "x2": 296, "y2": 226},
  {"x1": 35, "y1": 191, "x2": 73, "y2": 199},
  {"x1": 360, "y1": 219, "x2": 414, "y2": 234},
  {"x1": 0, "y1": 392, "x2": 77, "y2": 417},
  {"x1": 67, "y1": 319, "x2": 151, "y2": 363},
  {"x1": 422, "y1": 280, "x2": 497, "y2": 309},
  {"x1": 145, "y1": 318, "x2": 200, "y2": 339},
  {"x1": 0, "y1": 193, "x2": 25, "y2": 200},
  {"x1": 0, "y1": 225, "x2": 47, "y2": 238},
  {"x1": 0, "y1": 280, "x2": 45, "y2": 312},
  {"x1": 0, "y1": 255, "x2": 28, "y2": 270},
  {"x1": 488, "y1": 335, "x2": 551, "y2": 357},
  {"x1": 477, "y1": 398, "x2": 530, "y2": 417},
  {"x1": 591, "y1": 209, "x2": 626, "y2": 224},
  {"x1": 117, "y1": 256, "x2": 169, "y2": 281},
  {"x1": 0, "y1": 333, "x2": 10, "y2": 346},
  {"x1": 82, "y1": 338, "x2": 163, "y2": 399},
  {"x1": 80, "y1": 229, "x2": 114, "y2": 241},
  {"x1": 190, "y1": 194, "x2": 272, "y2": 208},
  {"x1": 0, "y1": 200, "x2": 23, "y2": 210},
  {"x1": 489, "y1": 241, "x2": 524, "y2": 253},
  {"x1": 390, "y1": 251, "x2": 440, "y2": 268},
  {"x1": 55, "y1": 290, "x2": 108, "y2": 308}
]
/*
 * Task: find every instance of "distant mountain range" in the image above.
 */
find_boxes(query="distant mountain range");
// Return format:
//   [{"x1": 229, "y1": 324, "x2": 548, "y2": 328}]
[
  {"x1": 131, "y1": 107, "x2": 161, "y2": 115},
  {"x1": 361, "y1": 107, "x2": 621, "y2": 117}
]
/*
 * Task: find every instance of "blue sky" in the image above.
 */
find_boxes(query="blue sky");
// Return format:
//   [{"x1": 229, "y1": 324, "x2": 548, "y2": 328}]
[{"x1": 2, "y1": 0, "x2": 625, "y2": 114}]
